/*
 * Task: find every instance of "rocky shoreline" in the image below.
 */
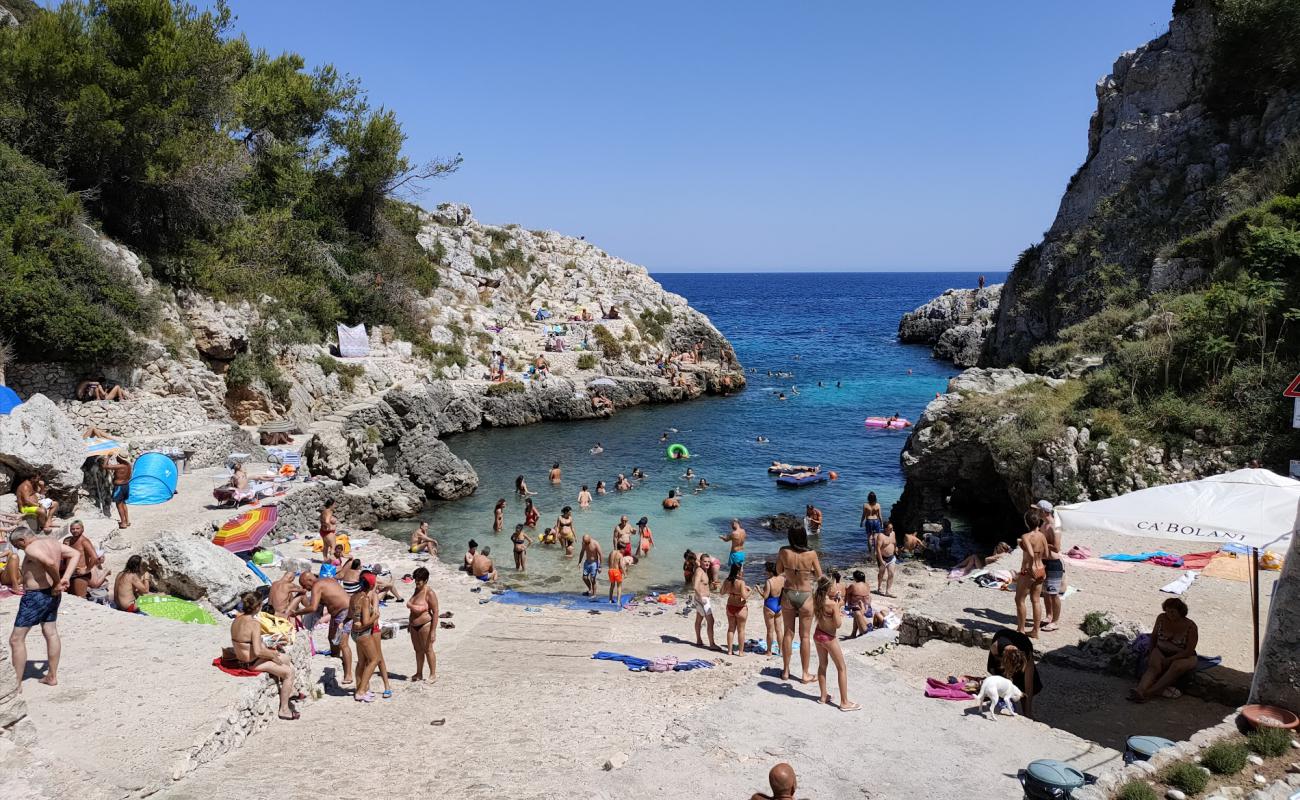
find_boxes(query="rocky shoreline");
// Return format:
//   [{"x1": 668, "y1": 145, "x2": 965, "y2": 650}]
[{"x1": 897, "y1": 284, "x2": 1001, "y2": 367}]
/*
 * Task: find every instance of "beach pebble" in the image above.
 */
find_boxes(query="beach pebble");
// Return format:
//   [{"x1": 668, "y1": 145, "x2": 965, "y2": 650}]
[
  {"x1": 1166, "y1": 789, "x2": 1186, "y2": 800},
  {"x1": 1253, "y1": 773, "x2": 1266, "y2": 784},
  {"x1": 1292, "y1": 739, "x2": 1300, "y2": 749},
  {"x1": 1247, "y1": 754, "x2": 1264, "y2": 766},
  {"x1": 603, "y1": 751, "x2": 629, "y2": 771}
]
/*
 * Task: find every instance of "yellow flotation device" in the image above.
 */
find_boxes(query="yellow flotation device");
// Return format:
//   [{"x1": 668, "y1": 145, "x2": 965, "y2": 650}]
[
  {"x1": 258, "y1": 612, "x2": 295, "y2": 643},
  {"x1": 306, "y1": 533, "x2": 350, "y2": 554}
]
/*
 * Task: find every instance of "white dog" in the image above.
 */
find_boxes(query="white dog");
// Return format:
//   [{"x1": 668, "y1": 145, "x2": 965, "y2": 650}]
[{"x1": 976, "y1": 676, "x2": 1024, "y2": 720}]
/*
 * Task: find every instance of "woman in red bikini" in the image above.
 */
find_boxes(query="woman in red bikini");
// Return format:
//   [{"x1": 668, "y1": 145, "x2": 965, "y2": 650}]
[
  {"x1": 812, "y1": 576, "x2": 859, "y2": 711},
  {"x1": 523, "y1": 498, "x2": 540, "y2": 529},
  {"x1": 721, "y1": 564, "x2": 750, "y2": 656}
]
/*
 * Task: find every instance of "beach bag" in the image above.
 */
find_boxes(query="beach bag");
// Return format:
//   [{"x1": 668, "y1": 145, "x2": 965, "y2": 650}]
[
  {"x1": 656, "y1": 593, "x2": 677, "y2": 605},
  {"x1": 648, "y1": 656, "x2": 678, "y2": 673},
  {"x1": 1259, "y1": 551, "x2": 1283, "y2": 570},
  {"x1": 259, "y1": 612, "x2": 293, "y2": 643}
]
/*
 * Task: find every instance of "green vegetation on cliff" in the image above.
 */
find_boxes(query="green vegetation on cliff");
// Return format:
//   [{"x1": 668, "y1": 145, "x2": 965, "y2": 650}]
[{"x1": 0, "y1": 0, "x2": 458, "y2": 363}]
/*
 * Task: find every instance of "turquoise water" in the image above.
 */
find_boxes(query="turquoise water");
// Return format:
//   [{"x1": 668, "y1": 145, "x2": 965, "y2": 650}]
[{"x1": 384, "y1": 272, "x2": 1002, "y2": 592}]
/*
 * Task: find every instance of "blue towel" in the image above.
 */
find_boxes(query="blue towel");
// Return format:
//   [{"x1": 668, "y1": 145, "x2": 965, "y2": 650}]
[
  {"x1": 592, "y1": 651, "x2": 652, "y2": 671},
  {"x1": 1101, "y1": 551, "x2": 1174, "y2": 562},
  {"x1": 673, "y1": 659, "x2": 714, "y2": 672},
  {"x1": 1220, "y1": 543, "x2": 1252, "y2": 555}
]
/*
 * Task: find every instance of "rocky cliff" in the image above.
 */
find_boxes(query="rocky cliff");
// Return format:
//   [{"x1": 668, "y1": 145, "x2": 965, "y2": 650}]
[
  {"x1": 897, "y1": 284, "x2": 1002, "y2": 367},
  {"x1": 987, "y1": 0, "x2": 1300, "y2": 365}
]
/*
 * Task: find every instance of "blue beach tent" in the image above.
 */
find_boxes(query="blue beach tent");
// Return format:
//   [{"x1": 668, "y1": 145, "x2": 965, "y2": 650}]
[
  {"x1": 126, "y1": 452, "x2": 179, "y2": 506},
  {"x1": 0, "y1": 386, "x2": 21, "y2": 415}
]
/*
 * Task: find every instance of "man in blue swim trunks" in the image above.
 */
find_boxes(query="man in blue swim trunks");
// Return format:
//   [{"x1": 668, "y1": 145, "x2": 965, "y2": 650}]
[
  {"x1": 471, "y1": 546, "x2": 497, "y2": 583},
  {"x1": 720, "y1": 519, "x2": 746, "y2": 570},
  {"x1": 579, "y1": 535, "x2": 603, "y2": 597},
  {"x1": 8, "y1": 528, "x2": 81, "y2": 692}
]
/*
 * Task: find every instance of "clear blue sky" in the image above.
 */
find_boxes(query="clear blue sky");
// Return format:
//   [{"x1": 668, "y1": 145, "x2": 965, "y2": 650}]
[{"x1": 219, "y1": 1, "x2": 1171, "y2": 272}]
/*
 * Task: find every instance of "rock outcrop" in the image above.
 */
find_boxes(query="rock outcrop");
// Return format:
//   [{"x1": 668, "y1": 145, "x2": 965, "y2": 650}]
[
  {"x1": 986, "y1": 0, "x2": 1300, "y2": 364},
  {"x1": 898, "y1": 284, "x2": 1002, "y2": 367},
  {"x1": 0, "y1": 394, "x2": 85, "y2": 509},
  {"x1": 139, "y1": 531, "x2": 261, "y2": 611},
  {"x1": 397, "y1": 430, "x2": 479, "y2": 500},
  {"x1": 892, "y1": 367, "x2": 1241, "y2": 535}
]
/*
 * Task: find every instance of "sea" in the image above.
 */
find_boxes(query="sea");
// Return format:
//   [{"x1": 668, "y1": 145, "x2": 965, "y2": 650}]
[{"x1": 381, "y1": 271, "x2": 1004, "y2": 593}]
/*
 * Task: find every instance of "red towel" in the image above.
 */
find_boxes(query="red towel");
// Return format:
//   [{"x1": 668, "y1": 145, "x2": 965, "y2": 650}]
[
  {"x1": 212, "y1": 656, "x2": 261, "y2": 678},
  {"x1": 1179, "y1": 551, "x2": 1219, "y2": 570}
]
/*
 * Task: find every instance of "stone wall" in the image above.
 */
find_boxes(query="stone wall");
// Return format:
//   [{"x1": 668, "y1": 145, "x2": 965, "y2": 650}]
[
  {"x1": 4, "y1": 362, "x2": 82, "y2": 402},
  {"x1": 168, "y1": 634, "x2": 313, "y2": 785},
  {"x1": 57, "y1": 396, "x2": 211, "y2": 437}
]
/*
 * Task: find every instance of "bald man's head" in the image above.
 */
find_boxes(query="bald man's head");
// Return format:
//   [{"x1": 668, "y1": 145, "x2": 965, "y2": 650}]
[{"x1": 768, "y1": 763, "x2": 796, "y2": 798}]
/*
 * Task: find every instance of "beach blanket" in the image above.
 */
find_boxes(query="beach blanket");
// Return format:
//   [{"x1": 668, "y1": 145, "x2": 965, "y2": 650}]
[
  {"x1": 496, "y1": 591, "x2": 630, "y2": 610},
  {"x1": 1220, "y1": 543, "x2": 1252, "y2": 556},
  {"x1": 212, "y1": 656, "x2": 260, "y2": 678},
  {"x1": 1201, "y1": 552, "x2": 1252, "y2": 582},
  {"x1": 1178, "y1": 551, "x2": 1219, "y2": 571},
  {"x1": 1068, "y1": 558, "x2": 1134, "y2": 573},
  {"x1": 924, "y1": 678, "x2": 974, "y2": 701},
  {"x1": 1160, "y1": 571, "x2": 1197, "y2": 595},
  {"x1": 1102, "y1": 551, "x2": 1174, "y2": 562},
  {"x1": 83, "y1": 436, "x2": 124, "y2": 455},
  {"x1": 591, "y1": 651, "x2": 713, "y2": 672}
]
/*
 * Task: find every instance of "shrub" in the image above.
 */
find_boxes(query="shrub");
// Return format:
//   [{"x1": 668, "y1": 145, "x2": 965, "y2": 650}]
[
  {"x1": 1200, "y1": 741, "x2": 1248, "y2": 775},
  {"x1": 592, "y1": 324, "x2": 623, "y2": 359},
  {"x1": 1081, "y1": 611, "x2": 1113, "y2": 637},
  {"x1": 1246, "y1": 726, "x2": 1291, "y2": 758},
  {"x1": 577, "y1": 353, "x2": 598, "y2": 370},
  {"x1": 485, "y1": 380, "x2": 525, "y2": 396},
  {"x1": 1161, "y1": 761, "x2": 1209, "y2": 794},
  {"x1": 486, "y1": 228, "x2": 512, "y2": 248},
  {"x1": 1116, "y1": 781, "x2": 1158, "y2": 800}
]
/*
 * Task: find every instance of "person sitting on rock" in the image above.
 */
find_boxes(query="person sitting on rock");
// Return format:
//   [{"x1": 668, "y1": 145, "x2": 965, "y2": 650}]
[
  {"x1": 16, "y1": 476, "x2": 58, "y2": 533},
  {"x1": 77, "y1": 377, "x2": 127, "y2": 402},
  {"x1": 603, "y1": 306, "x2": 620, "y2": 320}
]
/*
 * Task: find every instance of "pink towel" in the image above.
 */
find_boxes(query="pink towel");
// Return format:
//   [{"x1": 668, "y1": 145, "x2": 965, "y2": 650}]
[
  {"x1": 1069, "y1": 558, "x2": 1133, "y2": 573},
  {"x1": 925, "y1": 678, "x2": 974, "y2": 701}
]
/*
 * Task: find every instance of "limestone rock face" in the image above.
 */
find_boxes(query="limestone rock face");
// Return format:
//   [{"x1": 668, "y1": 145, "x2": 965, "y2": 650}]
[
  {"x1": 397, "y1": 430, "x2": 478, "y2": 500},
  {"x1": 177, "y1": 292, "x2": 253, "y2": 361},
  {"x1": 139, "y1": 531, "x2": 260, "y2": 611},
  {"x1": 0, "y1": 394, "x2": 85, "y2": 506}
]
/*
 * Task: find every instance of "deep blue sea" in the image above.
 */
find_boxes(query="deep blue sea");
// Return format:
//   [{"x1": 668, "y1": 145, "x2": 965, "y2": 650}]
[{"x1": 385, "y1": 272, "x2": 1003, "y2": 592}]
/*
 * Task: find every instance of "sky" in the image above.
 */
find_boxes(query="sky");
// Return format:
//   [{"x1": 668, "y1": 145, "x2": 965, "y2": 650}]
[{"x1": 218, "y1": 1, "x2": 1172, "y2": 272}]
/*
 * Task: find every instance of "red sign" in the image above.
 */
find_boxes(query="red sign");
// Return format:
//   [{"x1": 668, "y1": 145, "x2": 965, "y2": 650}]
[{"x1": 1287, "y1": 374, "x2": 1300, "y2": 398}]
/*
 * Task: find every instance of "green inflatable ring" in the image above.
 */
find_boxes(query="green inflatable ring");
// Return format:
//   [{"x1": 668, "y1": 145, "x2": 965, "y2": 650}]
[{"x1": 666, "y1": 443, "x2": 690, "y2": 459}]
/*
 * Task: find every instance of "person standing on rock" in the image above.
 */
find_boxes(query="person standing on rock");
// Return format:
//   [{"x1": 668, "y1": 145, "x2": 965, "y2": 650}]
[
  {"x1": 8, "y1": 528, "x2": 79, "y2": 691},
  {"x1": 1015, "y1": 507, "x2": 1050, "y2": 639},
  {"x1": 579, "y1": 535, "x2": 602, "y2": 596},
  {"x1": 978, "y1": 274, "x2": 985, "y2": 289},
  {"x1": 318, "y1": 499, "x2": 338, "y2": 561},
  {"x1": 99, "y1": 456, "x2": 131, "y2": 529}
]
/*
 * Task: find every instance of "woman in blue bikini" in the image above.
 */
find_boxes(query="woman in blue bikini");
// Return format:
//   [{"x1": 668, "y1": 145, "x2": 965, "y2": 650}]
[{"x1": 759, "y1": 561, "x2": 784, "y2": 657}]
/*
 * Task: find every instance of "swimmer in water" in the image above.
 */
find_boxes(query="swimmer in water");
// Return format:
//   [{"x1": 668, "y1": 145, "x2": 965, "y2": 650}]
[
  {"x1": 778, "y1": 393, "x2": 787, "y2": 401},
  {"x1": 756, "y1": 436, "x2": 768, "y2": 443},
  {"x1": 659, "y1": 432, "x2": 669, "y2": 444},
  {"x1": 590, "y1": 442, "x2": 603, "y2": 455},
  {"x1": 836, "y1": 381, "x2": 842, "y2": 388},
  {"x1": 791, "y1": 386, "x2": 799, "y2": 395}
]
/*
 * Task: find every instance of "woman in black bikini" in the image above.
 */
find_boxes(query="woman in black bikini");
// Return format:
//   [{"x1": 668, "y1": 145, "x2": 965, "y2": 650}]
[
  {"x1": 407, "y1": 567, "x2": 439, "y2": 682},
  {"x1": 510, "y1": 524, "x2": 532, "y2": 571},
  {"x1": 229, "y1": 593, "x2": 298, "y2": 720},
  {"x1": 776, "y1": 527, "x2": 822, "y2": 683},
  {"x1": 1131, "y1": 598, "x2": 1198, "y2": 703}
]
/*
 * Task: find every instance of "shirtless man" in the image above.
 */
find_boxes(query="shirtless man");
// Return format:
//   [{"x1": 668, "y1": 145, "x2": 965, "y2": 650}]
[
  {"x1": 16, "y1": 476, "x2": 59, "y2": 533},
  {"x1": 267, "y1": 569, "x2": 303, "y2": 616},
  {"x1": 63, "y1": 521, "x2": 103, "y2": 598},
  {"x1": 859, "y1": 490, "x2": 883, "y2": 548},
  {"x1": 875, "y1": 521, "x2": 898, "y2": 597},
  {"x1": 470, "y1": 547, "x2": 497, "y2": 582},
  {"x1": 113, "y1": 555, "x2": 151, "y2": 612},
  {"x1": 720, "y1": 519, "x2": 747, "y2": 572},
  {"x1": 615, "y1": 473, "x2": 632, "y2": 492},
  {"x1": 290, "y1": 572, "x2": 354, "y2": 685},
  {"x1": 607, "y1": 546, "x2": 625, "y2": 605},
  {"x1": 548, "y1": 463, "x2": 562, "y2": 484},
  {"x1": 662, "y1": 489, "x2": 680, "y2": 510},
  {"x1": 804, "y1": 504, "x2": 823, "y2": 536},
  {"x1": 579, "y1": 535, "x2": 603, "y2": 597},
  {"x1": 8, "y1": 528, "x2": 79, "y2": 691},
  {"x1": 318, "y1": 499, "x2": 338, "y2": 560},
  {"x1": 1016, "y1": 507, "x2": 1051, "y2": 639},
  {"x1": 462, "y1": 540, "x2": 478, "y2": 572},
  {"x1": 100, "y1": 455, "x2": 132, "y2": 528},
  {"x1": 612, "y1": 515, "x2": 635, "y2": 557},
  {"x1": 555, "y1": 507, "x2": 577, "y2": 557},
  {"x1": 692, "y1": 552, "x2": 719, "y2": 651},
  {"x1": 750, "y1": 762, "x2": 798, "y2": 800},
  {"x1": 409, "y1": 521, "x2": 437, "y2": 555}
]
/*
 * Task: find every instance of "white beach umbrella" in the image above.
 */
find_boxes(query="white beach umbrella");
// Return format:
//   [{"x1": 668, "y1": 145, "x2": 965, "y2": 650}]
[
  {"x1": 587, "y1": 377, "x2": 617, "y2": 387},
  {"x1": 1056, "y1": 468, "x2": 1298, "y2": 553},
  {"x1": 1057, "y1": 468, "x2": 1300, "y2": 664}
]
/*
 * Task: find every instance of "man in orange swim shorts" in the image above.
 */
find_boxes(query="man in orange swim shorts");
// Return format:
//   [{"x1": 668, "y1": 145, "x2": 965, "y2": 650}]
[{"x1": 607, "y1": 546, "x2": 624, "y2": 606}]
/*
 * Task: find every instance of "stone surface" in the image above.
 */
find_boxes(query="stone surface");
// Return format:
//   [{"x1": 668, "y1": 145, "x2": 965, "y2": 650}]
[
  {"x1": 139, "y1": 531, "x2": 261, "y2": 611},
  {"x1": 1250, "y1": 533, "x2": 1300, "y2": 715},
  {"x1": 0, "y1": 393, "x2": 85, "y2": 507},
  {"x1": 397, "y1": 429, "x2": 478, "y2": 500},
  {"x1": 898, "y1": 284, "x2": 1002, "y2": 367}
]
